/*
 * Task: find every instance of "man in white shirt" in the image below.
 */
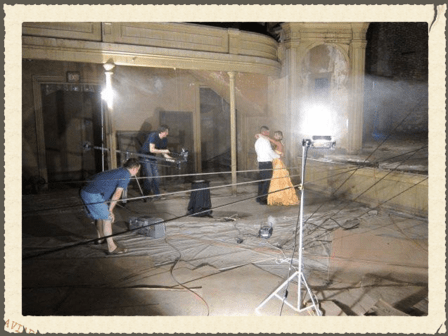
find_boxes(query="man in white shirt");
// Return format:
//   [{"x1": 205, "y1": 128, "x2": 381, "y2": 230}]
[{"x1": 254, "y1": 126, "x2": 280, "y2": 205}]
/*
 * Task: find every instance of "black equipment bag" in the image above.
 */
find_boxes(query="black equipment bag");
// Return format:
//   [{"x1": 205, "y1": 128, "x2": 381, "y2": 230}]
[{"x1": 187, "y1": 180, "x2": 213, "y2": 217}]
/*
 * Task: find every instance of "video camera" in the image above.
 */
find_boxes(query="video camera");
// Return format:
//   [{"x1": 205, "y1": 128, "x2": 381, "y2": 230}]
[{"x1": 166, "y1": 148, "x2": 189, "y2": 169}]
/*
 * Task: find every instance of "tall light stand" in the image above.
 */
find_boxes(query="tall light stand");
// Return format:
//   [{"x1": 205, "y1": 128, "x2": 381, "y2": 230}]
[
  {"x1": 296, "y1": 139, "x2": 319, "y2": 314},
  {"x1": 102, "y1": 62, "x2": 117, "y2": 169},
  {"x1": 100, "y1": 97, "x2": 105, "y2": 172},
  {"x1": 256, "y1": 138, "x2": 331, "y2": 316}
]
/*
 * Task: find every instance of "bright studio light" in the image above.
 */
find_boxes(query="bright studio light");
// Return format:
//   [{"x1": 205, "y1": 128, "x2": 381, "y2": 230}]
[
  {"x1": 304, "y1": 104, "x2": 334, "y2": 137},
  {"x1": 101, "y1": 71, "x2": 114, "y2": 109},
  {"x1": 101, "y1": 88, "x2": 114, "y2": 109}
]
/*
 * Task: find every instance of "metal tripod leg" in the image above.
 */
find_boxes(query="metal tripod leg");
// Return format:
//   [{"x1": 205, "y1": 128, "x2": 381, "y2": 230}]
[
  {"x1": 134, "y1": 174, "x2": 147, "y2": 202},
  {"x1": 255, "y1": 270, "x2": 321, "y2": 315}
]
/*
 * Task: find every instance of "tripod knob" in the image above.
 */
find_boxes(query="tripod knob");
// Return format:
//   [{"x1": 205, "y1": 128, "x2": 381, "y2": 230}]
[{"x1": 302, "y1": 139, "x2": 312, "y2": 147}]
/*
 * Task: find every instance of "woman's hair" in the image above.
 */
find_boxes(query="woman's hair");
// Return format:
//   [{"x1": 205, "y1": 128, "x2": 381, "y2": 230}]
[
  {"x1": 123, "y1": 158, "x2": 141, "y2": 169},
  {"x1": 274, "y1": 131, "x2": 283, "y2": 140}
]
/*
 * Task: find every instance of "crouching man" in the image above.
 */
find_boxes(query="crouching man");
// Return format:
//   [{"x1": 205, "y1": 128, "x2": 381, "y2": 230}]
[{"x1": 80, "y1": 158, "x2": 141, "y2": 255}]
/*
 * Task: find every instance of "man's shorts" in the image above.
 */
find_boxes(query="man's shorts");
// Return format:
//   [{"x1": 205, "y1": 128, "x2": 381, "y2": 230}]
[{"x1": 80, "y1": 189, "x2": 110, "y2": 220}]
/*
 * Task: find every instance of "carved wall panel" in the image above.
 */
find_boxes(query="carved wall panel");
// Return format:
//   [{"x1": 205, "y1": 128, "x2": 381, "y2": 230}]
[
  {"x1": 22, "y1": 22, "x2": 102, "y2": 41},
  {"x1": 102, "y1": 23, "x2": 229, "y2": 53}
]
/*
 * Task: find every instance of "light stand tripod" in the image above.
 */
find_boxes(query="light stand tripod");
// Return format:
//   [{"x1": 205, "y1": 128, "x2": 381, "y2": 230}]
[{"x1": 256, "y1": 137, "x2": 334, "y2": 315}]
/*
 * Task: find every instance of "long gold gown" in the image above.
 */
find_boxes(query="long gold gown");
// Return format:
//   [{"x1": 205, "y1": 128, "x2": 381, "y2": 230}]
[{"x1": 267, "y1": 151, "x2": 299, "y2": 206}]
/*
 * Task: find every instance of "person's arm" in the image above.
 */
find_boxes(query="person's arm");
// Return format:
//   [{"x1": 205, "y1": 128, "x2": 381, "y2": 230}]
[
  {"x1": 256, "y1": 133, "x2": 282, "y2": 148},
  {"x1": 261, "y1": 138, "x2": 280, "y2": 160},
  {"x1": 149, "y1": 143, "x2": 171, "y2": 156},
  {"x1": 255, "y1": 133, "x2": 270, "y2": 140},
  {"x1": 108, "y1": 187, "x2": 124, "y2": 223},
  {"x1": 258, "y1": 134, "x2": 283, "y2": 155}
]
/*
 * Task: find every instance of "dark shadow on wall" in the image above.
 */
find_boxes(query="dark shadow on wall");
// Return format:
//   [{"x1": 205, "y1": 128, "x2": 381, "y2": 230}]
[
  {"x1": 135, "y1": 118, "x2": 153, "y2": 151},
  {"x1": 200, "y1": 88, "x2": 231, "y2": 172}
]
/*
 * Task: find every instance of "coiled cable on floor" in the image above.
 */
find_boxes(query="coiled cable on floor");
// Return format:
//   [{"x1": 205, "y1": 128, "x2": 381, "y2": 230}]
[{"x1": 164, "y1": 236, "x2": 210, "y2": 316}]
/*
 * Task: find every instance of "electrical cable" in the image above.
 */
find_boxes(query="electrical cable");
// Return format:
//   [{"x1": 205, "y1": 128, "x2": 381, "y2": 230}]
[
  {"x1": 22, "y1": 173, "x2": 303, "y2": 215},
  {"x1": 303, "y1": 176, "x2": 428, "y2": 250},
  {"x1": 164, "y1": 236, "x2": 210, "y2": 316},
  {"x1": 301, "y1": 97, "x2": 427, "y2": 229},
  {"x1": 114, "y1": 210, "x2": 282, "y2": 314},
  {"x1": 329, "y1": 96, "x2": 425, "y2": 195},
  {"x1": 24, "y1": 155, "x2": 361, "y2": 218},
  {"x1": 40, "y1": 141, "x2": 424, "y2": 189},
  {"x1": 23, "y1": 133, "x2": 427, "y2": 261},
  {"x1": 388, "y1": 214, "x2": 428, "y2": 253},
  {"x1": 370, "y1": 145, "x2": 428, "y2": 166},
  {"x1": 33, "y1": 165, "x2": 303, "y2": 187},
  {"x1": 298, "y1": 145, "x2": 428, "y2": 239},
  {"x1": 305, "y1": 144, "x2": 428, "y2": 237},
  {"x1": 348, "y1": 145, "x2": 427, "y2": 203},
  {"x1": 22, "y1": 182, "x2": 307, "y2": 260},
  {"x1": 22, "y1": 160, "x2": 426, "y2": 261},
  {"x1": 22, "y1": 164, "x2": 361, "y2": 217}
]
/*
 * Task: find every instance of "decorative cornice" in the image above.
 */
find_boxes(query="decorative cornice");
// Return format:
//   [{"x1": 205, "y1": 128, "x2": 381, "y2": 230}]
[
  {"x1": 281, "y1": 22, "x2": 370, "y2": 45},
  {"x1": 22, "y1": 36, "x2": 281, "y2": 77}
]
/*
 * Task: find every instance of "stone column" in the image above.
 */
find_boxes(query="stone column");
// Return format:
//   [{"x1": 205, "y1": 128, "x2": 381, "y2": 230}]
[
  {"x1": 103, "y1": 62, "x2": 117, "y2": 169},
  {"x1": 281, "y1": 23, "x2": 302, "y2": 160},
  {"x1": 228, "y1": 71, "x2": 237, "y2": 195},
  {"x1": 193, "y1": 82, "x2": 202, "y2": 174},
  {"x1": 287, "y1": 45, "x2": 300, "y2": 160},
  {"x1": 348, "y1": 24, "x2": 369, "y2": 154}
]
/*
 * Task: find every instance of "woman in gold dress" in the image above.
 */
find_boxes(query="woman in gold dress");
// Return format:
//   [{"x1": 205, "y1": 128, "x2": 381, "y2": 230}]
[{"x1": 256, "y1": 131, "x2": 299, "y2": 206}]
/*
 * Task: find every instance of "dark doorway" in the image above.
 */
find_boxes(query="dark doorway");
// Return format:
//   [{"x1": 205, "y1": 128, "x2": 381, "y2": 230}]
[
  {"x1": 315, "y1": 77, "x2": 330, "y2": 97},
  {"x1": 41, "y1": 84, "x2": 102, "y2": 183},
  {"x1": 200, "y1": 88, "x2": 231, "y2": 172},
  {"x1": 159, "y1": 111, "x2": 195, "y2": 175}
]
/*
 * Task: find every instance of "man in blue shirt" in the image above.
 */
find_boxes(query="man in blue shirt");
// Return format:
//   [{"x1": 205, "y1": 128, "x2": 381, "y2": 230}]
[
  {"x1": 80, "y1": 158, "x2": 140, "y2": 255},
  {"x1": 139, "y1": 125, "x2": 172, "y2": 199}
]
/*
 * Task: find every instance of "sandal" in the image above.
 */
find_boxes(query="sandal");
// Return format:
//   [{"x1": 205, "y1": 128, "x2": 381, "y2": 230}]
[{"x1": 106, "y1": 244, "x2": 128, "y2": 255}]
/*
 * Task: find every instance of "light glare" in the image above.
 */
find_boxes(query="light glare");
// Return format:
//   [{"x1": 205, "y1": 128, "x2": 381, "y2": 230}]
[
  {"x1": 102, "y1": 71, "x2": 114, "y2": 109},
  {"x1": 101, "y1": 88, "x2": 114, "y2": 109},
  {"x1": 303, "y1": 104, "x2": 334, "y2": 137}
]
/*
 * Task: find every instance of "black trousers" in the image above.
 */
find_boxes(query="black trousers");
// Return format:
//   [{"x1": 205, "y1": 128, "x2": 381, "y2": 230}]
[{"x1": 257, "y1": 161, "x2": 273, "y2": 203}]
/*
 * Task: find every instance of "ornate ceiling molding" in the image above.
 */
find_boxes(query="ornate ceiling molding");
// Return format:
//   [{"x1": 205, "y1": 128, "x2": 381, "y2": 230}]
[{"x1": 22, "y1": 23, "x2": 281, "y2": 77}]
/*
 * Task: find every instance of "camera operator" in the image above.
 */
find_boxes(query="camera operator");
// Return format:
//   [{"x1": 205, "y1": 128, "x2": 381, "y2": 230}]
[{"x1": 139, "y1": 125, "x2": 172, "y2": 200}]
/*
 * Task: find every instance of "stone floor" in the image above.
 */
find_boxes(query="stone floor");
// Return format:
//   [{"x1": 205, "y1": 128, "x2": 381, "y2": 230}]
[
  {"x1": 22, "y1": 175, "x2": 429, "y2": 322},
  {"x1": 17, "y1": 134, "x2": 440, "y2": 332}
]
